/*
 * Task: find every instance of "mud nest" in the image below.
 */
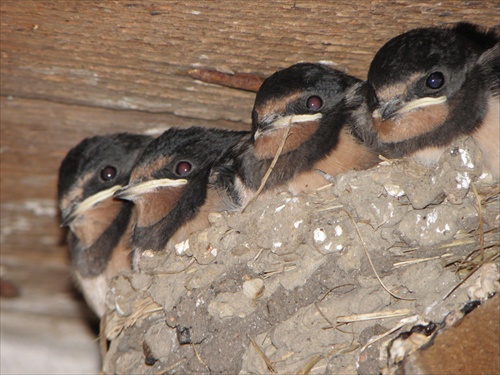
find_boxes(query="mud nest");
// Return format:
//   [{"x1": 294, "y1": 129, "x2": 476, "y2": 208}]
[{"x1": 102, "y1": 136, "x2": 499, "y2": 374}]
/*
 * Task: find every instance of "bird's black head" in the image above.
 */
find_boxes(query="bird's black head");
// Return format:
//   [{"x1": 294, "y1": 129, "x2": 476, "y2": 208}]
[
  {"x1": 452, "y1": 22, "x2": 499, "y2": 54},
  {"x1": 115, "y1": 127, "x2": 248, "y2": 251},
  {"x1": 368, "y1": 27, "x2": 473, "y2": 92},
  {"x1": 58, "y1": 133, "x2": 153, "y2": 277},
  {"x1": 251, "y1": 62, "x2": 360, "y2": 159},
  {"x1": 127, "y1": 127, "x2": 246, "y2": 184},
  {"x1": 58, "y1": 133, "x2": 153, "y2": 226},
  {"x1": 366, "y1": 23, "x2": 498, "y2": 149},
  {"x1": 234, "y1": 63, "x2": 367, "y2": 192}
]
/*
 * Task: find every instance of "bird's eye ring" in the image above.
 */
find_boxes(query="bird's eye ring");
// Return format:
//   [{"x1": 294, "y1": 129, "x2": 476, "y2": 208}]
[
  {"x1": 426, "y1": 72, "x2": 445, "y2": 89},
  {"x1": 175, "y1": 161, "x2": 192, "y2": 176},
  {"x1": 100, "y1": 166, "x2": 117, "y2": 181},
  {"x1": 306, "y1": 96, "x2": 323, "y2": 111}
]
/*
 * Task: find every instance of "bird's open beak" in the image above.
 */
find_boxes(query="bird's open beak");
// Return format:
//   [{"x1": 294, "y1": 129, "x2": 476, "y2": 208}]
[
  {"x1": 60, "y1": 185, "x2": 122, "y2": 227},
  {"x1": 114, "y1": 178, "x2": 188, "y2": 201},
  {"x1": 373, "y1": 96, "x2": 447, "y2": 121},
  {"x1": 254, "y1": 113, "x2": 323, "y2": 140}
]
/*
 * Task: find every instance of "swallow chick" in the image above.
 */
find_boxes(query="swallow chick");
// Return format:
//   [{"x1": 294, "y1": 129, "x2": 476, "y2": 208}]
[
  {"x1": 363, "y1": 22, "x2": 499, "y2": 177},
  {"x1": 114, "y1": 127, "x2": 249, "y2": 260},
  {"x1": 234, "y1": 62, "x2": 380, "y2": 198},
  {"x1": 58, "y1": 133, "x2": 153, "y2": 317}
]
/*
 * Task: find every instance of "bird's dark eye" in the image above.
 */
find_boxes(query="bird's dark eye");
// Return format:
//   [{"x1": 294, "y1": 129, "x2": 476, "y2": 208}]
[
  {"x1": 306, "y1": 96, "x2": 323, "y2": 111},
  {"x1": 426, "y1": 72, "x2": 445, "y2": 89},
  {"x1": 100, "y1": 166, "x2": 117, "y2": 181},
  {"x1": 175, "y1": 161, "x2": 192, "y2": 176}
]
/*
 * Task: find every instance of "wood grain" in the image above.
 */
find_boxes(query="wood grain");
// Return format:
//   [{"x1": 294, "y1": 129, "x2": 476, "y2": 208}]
[{"x1": 0, "y1": 0, "x2": 497, "y2": 314}]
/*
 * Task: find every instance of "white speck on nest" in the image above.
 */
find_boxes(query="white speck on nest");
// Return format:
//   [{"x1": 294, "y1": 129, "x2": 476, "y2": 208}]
[
  {"x1": 273, "y1": 242, "x2": 282, "y2": 248},
  {"x1": 456, "y1": 172, "x2": 470, "y2": 190},
  {"x1": 336, "y1": 244, "x2": 344, "y2": 251},
  {"x1": 384, "y1": 183, "x2": 405, "y2": 197},
  {"x1": 334, "y1": 225, "x2": 343, "y2": 236},
  {"x1": 196, "y1": 298, "x2": 205, "y2": 307},
  {"x1": 426, "y1": 210, "x2": 438, "y2": 225},
  {"x1": 436, "y1": 224, "x2": 450, "y2": 234},
  {"x1": 115, "y1": 299, "x2": 128, "y2": 317},
  {"x1": 294, "y1": 220, "x2": 303, "y2": 229},
  {"x1": 458, "y1": 148, "x2": 474, "y2": 169},
  {"x1": 175, "y1": 239, "x2": 190, "y2": 255},
  {"x1": 388, "y1": 202, "x2": 395, "y2": 217},
  {"x1": 275, "y1": 204, "x2": 285, "y2": 212},
  {"x1": 211, "y1": 248, "x2": 218, "y2": 257},
  {"x1": 314, "y1": 228, "x2": 327, "y2": 243}
]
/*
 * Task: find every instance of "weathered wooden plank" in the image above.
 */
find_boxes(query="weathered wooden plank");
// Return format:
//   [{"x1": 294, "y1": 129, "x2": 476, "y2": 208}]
[
  {"x1": 2, "y1": 1, "x2": 497, "y2": 120},
  {"x1": 1, "y1": 310, "x2": 101, "y2": 373}
]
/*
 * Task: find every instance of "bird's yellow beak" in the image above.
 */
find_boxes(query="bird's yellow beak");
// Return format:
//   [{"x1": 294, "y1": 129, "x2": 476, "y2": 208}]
[
  {"x1": 373, "y1": 96, "x2": 447, "y2": 120},
  {"x1": 114, "y1": 178, "x2": 188, "y2": 201},
  {"x1": 61, "y1": 185, "x2": 122, "y2": 226},
  {"x1": 254, "y1": 113, "x2": 323, "y2": 140}
]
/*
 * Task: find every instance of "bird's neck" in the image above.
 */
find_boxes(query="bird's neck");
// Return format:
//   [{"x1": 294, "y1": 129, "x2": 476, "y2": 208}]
[
  {"x1": 70, "y1": 202, "x2": 133, "y2": 277},
  {"x1": 133, "y1": 182, "x2": 208, "y2": 252}
]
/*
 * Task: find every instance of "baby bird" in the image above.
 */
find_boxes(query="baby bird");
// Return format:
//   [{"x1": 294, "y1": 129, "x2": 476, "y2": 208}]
[
  {"x1": 234, "y1": 62, "x2": 380, "y2": 199},
  {"x1": 114, "y1": 127, "x2": 248, "y2": 259},
  {"x1": 58, "y1": 133, "x2": 153, "y2": 316},
  {"x1": 363, "y1": 22, "x2": 499, "y2": 177}
]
